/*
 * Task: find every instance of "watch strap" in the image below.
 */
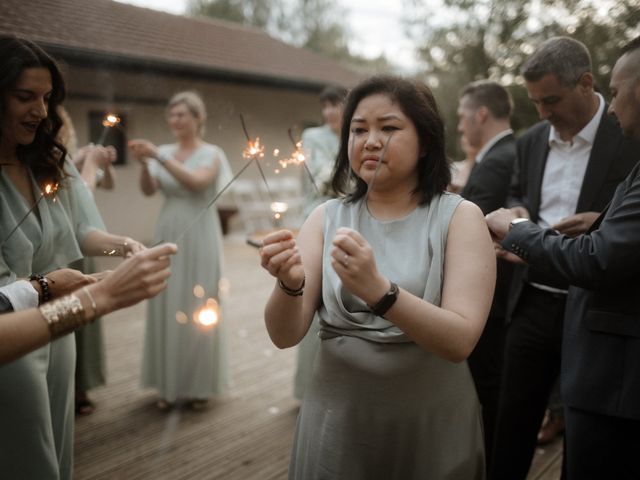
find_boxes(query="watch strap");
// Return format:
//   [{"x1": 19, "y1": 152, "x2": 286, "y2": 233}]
[{"x1": 368, "y1": 281, "x2": 399, "y2": 318}]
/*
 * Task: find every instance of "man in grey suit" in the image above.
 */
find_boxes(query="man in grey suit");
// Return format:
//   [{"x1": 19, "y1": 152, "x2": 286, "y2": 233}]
[
  {"x1": 487, "y1": 36, "x2": 640, "y2": 480},
  {"x1": 457, "y1": 80, "x2": 516, "y2": 470},
  {"x1": 489, "y1": 37, "x2": 639, "y2": 479}
]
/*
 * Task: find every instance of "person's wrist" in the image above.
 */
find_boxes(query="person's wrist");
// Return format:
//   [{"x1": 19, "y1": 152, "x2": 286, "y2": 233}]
[
  {"x1": 156, "y1": 151, "x2": 170, "y2": 165},
  {"x1": 29, "y1": 274, "x2": 50, "y2": 303},
  {"x1": 509, "y1": 217, "x2": 530, "y2": 230},
  {"x1": 30, "y1": 279, "x2": 43, "y2": 303},
  {"x1": 367, "y1": 279, "x2": 399, "y2": 318}
]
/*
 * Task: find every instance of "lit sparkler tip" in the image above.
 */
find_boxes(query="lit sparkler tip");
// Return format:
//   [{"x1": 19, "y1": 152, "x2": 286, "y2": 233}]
[
  {"x1": 43, "y1": 182, "x2": 59, "y2": 196},
  {"x1": 242, "y1": 137, "x2": 266, "y2": 160},
  {"x1": 102, "y1": 113, "x2": 121, "y2": 128}
]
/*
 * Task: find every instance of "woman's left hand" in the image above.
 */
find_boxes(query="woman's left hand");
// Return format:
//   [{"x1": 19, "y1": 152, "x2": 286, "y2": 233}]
[{"x1": 331, "y1": 227, "x2": 389, "y2": 305}]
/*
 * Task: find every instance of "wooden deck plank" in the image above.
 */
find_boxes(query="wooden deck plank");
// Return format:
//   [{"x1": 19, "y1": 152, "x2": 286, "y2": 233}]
[{"x1": 74, "y1": 236, "x2": 562, "y2": 479}]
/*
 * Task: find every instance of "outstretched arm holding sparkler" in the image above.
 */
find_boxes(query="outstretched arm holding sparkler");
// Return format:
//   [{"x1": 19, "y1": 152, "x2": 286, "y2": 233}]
[
  {"x1": 261, "y1": 205, "x2": 324, "y2": 348},
  {"x1": 0, "y1": 243, "x2": 176, "y2": 366},
  {"x1": 129, "y1": 139, "x2": 222, "y2": 193}
]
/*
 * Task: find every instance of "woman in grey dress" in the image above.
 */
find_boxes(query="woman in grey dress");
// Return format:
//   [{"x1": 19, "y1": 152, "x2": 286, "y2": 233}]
[{"x1": 260, "y1": 76, "x2": 496, "y2": 479}]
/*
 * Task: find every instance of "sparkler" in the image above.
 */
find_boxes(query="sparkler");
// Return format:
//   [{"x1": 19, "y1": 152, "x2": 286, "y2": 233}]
[
  {"x1": 270, "y1": 201, "x2": 289, "y2": 228},
  {"x1": 284, "y1": 128, "x2": 321, "y2": 196},
  {"x1": 240, "y1": 114, "x2": 275, "y2": 202},
  {"x1": 0, "y1": 183, "x2": 58, "y2": 247},
  {"x1": 97, "y1": 113, "x2": 121, "y2": 145}
]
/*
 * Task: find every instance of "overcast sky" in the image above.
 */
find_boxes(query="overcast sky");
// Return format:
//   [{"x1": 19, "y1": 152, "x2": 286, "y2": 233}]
[{"x1": 114, "y1": 0, "x2": 421, "y2": 71}]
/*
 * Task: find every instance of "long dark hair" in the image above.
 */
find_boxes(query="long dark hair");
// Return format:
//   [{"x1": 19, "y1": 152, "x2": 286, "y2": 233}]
[
  {"x1": 332, "y1": 75, "x2": 451, "y2": 205},
  {"x1": 0, "y1": 36, "x2": 67, "y2": 186}
]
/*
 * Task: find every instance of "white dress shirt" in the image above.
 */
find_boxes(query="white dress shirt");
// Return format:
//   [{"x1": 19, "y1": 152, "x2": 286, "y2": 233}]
[
  {"x1": 538, "y1": 93, "x2": 605, "y2": 228},
  {"x1": 0, "y1": 280, "x2": 39, "y2": 311}
]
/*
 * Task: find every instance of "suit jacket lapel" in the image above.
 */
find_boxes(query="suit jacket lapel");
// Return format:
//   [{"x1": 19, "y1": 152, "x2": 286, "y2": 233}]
[
  {"x1": 576, "y1": 107, "x2": 620, "y2": 212},
  {"x1": 529, "y1": 125, "x2": 550, "y2": 220}
]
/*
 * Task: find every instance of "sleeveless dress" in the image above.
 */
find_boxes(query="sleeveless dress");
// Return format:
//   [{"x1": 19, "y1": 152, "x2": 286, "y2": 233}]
[
  {"x1": 140, "y1": 143, "x2": 232, "y2": 401},
  {"x1": 0, "y1": 161, "x2": 106, "y2": 479},
  {"x1": 289, "y1": 194, "x2": 485, "y2": 480}
]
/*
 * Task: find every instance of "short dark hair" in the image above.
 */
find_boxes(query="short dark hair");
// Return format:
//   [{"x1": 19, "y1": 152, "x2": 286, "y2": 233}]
[
  {"x1": 0, "y1": 36, "x2": 67, "y2": 186},
  {"x1": 522, "y1": 36, "x2": 592, "y2": 87},
  {"x1": 460, "y1": 80, "x2": 513, "y2": 119},
  {"x1": 331, "y1": 75, "x2": 450, "y2": 205},
  {"x1": 319, "y1": 85, "x2": 348, "y2": 105}
]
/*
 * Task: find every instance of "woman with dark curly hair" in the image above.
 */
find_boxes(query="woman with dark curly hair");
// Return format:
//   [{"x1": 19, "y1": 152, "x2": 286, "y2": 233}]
[
  {"x1": 259, "y1": 76, "x2": 495, "y2": 478},
  {"x1": 0, "y1": 36, "x2": 145, "y2": 478}
]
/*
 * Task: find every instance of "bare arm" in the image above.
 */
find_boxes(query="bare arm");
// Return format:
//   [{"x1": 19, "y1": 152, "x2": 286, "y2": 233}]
[
  {"x1": 129, "y1": 139, "x2": 220, "y2": 192},
  {"x1": 97, "y1": 146, "x2": 117, "y2": 190},
  {"x1": 261, "y1": 205, "x2": 324, "y2": 348},
  {"x1": 0, "y1": 243, "x2": 176, "y2": 365},
  {"x1": 81, "y1": 230, "x2": 145, "y2": 257}
]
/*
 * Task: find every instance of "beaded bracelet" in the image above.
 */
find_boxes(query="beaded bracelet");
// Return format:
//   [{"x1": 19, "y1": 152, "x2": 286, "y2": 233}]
[
  {"x1": 278, "y1": 277, "x2": 305, "y2": 297},
  {"x1": 29, "y1": 274, "x2": 51, "y2": 303},
  {"x1": 39, "y1": 293, "x2": 93, "y2": 340}
]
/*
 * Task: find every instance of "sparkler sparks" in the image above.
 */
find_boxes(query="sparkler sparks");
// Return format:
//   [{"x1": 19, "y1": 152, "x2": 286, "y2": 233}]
[
  {"x1": 98, "y1": 113, "x2": 121, "y2": 145},
  {"x1": 194, "y1": 298, "x2": 220, "y2": 330},
  {"x1": 1, "y1": 182, "x2": 59, "y2": 246},
  {"x1": 285, "y1": 128, "x2": 321, "y2": 196}
]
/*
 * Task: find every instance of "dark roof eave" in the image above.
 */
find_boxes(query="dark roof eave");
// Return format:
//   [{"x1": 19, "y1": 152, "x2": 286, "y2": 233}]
[{"x1": 44, "y1": 43, "x2": 333, "y2": 92}]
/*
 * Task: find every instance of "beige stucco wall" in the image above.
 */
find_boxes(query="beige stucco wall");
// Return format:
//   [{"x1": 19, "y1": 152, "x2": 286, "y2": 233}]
[{"x1": 62, "y1": 64, "x2": 323, "y2": 243}]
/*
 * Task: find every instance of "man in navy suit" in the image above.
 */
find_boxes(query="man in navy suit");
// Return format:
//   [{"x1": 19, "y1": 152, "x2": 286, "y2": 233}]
[
  {"x1": 457, "y1": 80, "x2": 516, "y2": 470},
  {"x1": 487, "y1": 36, "x2": 640, "y2": 480},
  {"x1": 489, "y1": 37, "x2": 639, "y2": 480}
]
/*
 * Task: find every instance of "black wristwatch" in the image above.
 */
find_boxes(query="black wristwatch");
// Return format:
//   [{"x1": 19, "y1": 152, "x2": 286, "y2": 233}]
[{"x1": 368, "y1": 281, "x2": 399, "y2": 318}]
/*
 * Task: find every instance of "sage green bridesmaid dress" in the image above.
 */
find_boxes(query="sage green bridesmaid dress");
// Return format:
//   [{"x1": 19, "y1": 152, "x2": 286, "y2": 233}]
[
  {"x1": 0, "y1": 161, "x2": 106, "y2": 479},
  {"x1": 140, "y1": 143, "x2": 233, "y2": 402}
]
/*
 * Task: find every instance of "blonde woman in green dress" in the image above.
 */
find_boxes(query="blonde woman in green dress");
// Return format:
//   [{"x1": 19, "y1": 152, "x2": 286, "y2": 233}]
[
  {"x1": 130, "y1": 91, "x2": 232, "y2": 410},
  {"x1": 260, "y1": 76, "x2": 496, "y2": 479},
  {"x1": 0, "y1": 36, "x2": 145, "y2": 479}
]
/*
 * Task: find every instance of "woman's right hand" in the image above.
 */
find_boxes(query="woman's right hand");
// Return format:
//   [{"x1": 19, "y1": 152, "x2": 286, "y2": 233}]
[
  {"x1": 259, "y1": 230, "x2": 304, "y2": 289},
  {"x1": 86, "y1": 243, "x2": 177, "y2": 316},
  {"x1": 128, "y1": 139, "x2": 158, "y2": 165}
]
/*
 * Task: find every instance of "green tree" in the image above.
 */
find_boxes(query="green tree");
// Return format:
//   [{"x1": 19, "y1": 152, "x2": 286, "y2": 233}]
[
  {"x1": 404, "y1": 0, "x2": 640, "y2": 157},
  {"x1": 187, "y1": 0, "x2": 392, "y2": 73}
]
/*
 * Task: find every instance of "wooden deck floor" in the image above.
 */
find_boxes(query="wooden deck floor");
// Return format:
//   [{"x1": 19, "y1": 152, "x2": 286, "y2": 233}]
[{"x1": 74, "y1": 236, "x2": 562, "y2": 479}]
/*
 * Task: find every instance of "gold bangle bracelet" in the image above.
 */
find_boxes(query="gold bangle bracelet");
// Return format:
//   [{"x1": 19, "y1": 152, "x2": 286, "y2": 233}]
[{"x1": 39, "y1": 294, "x2": 92, "y2": 340}]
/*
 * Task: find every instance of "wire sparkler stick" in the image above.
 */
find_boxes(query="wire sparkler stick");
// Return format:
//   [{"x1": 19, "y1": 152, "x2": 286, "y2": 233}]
[
  {"x1": 153, "y1": 158, "x2": 255, "y2": 246},
  {"x1": 0, "y1": 183, "x2": 58, "y2": 247},
  {"x1": 287, "y1": 128, "x2": 321, "y2": 196},
  {"x1": 239, "y1": 114, "x2": 274, "y2": 201}
]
